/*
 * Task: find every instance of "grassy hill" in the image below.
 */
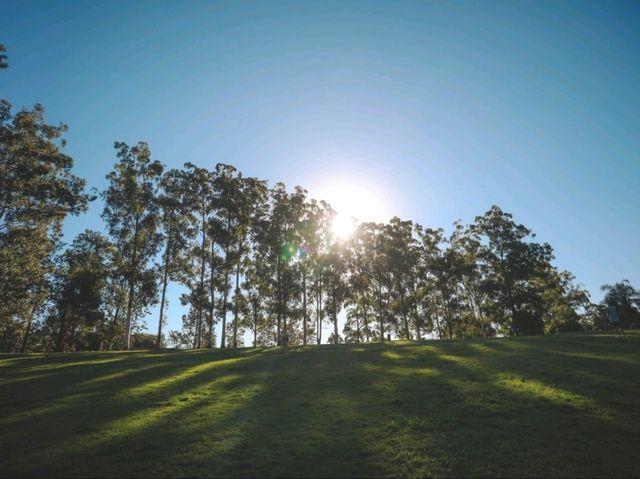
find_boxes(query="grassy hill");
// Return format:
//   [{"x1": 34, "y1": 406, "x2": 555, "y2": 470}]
[{"x1": 1, "y1": 332, "x2": 639, "y2": 478}]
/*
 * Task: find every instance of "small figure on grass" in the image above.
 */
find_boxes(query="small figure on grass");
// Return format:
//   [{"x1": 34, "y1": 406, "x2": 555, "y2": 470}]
[{"x1": 608, "y1": 303, "x2": 625, "y2": 338}]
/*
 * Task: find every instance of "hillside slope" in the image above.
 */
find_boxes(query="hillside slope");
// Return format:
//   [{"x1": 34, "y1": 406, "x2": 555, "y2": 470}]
[{"x1": 1, "y1": 332, "x2": 639, "y2": 478}]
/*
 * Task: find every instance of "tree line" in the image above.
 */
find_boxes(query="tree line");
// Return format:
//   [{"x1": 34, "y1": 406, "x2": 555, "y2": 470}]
[{"x1": 2, "y1": 44, "x2": 639, "y2": 352}]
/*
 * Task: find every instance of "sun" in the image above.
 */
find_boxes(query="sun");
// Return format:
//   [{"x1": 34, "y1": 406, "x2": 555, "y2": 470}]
[
  {"x1": 331, "y1": 213, "x2": 356, "y2": 239},
  {"x1": 314, "y1": 180, "x2": 390, "y2": 239}
]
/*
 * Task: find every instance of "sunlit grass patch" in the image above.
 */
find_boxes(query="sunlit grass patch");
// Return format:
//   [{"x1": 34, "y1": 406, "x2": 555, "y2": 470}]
[{"x1": 0, "y1": 331, "x2": 638, "y2": 478}]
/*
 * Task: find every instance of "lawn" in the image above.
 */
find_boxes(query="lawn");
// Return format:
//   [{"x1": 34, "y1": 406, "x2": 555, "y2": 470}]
[{"x1": 1, "y1": 331, "x2": 639, "y2": 478}]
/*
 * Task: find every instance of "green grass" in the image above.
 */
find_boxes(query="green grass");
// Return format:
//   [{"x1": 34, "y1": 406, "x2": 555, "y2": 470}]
[{"x1": 1, "y1": 332, "x2": 639, "y2": 478}]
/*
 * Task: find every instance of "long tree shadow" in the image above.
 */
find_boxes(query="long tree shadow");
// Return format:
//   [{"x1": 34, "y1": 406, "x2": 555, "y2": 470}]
[
  {"x1": 0, "y1": 347, "x2": 268, "y2": 477},
  {"x1": 1, "y1": 334, "x2": 638, "y2": 478}
]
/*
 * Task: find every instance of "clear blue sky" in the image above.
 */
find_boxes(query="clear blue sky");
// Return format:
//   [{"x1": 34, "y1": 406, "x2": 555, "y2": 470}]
[{"x1": 2, "y1": 0, "x2": 639, "y2": 343}]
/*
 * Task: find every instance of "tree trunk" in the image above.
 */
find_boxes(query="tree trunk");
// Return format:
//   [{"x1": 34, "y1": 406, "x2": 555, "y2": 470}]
[
  {"x1": 21, "y1": 316, "x2": 33, "y2": 353},
  {"x1": 378, "y1": 287, "x2": 385, "y2": 342},
  {"x1": 195, "y1": 215, "x2": 207, "y2": 349},
  {"x1": 220, "y1": 242, "x2": 231, "y2": 348},
  {"x1": 316, "y1": 278, "x2": 322, "y2": 345},
  {"x1": 302, "y1": 268, "x2": 307, "y2": 346},
  {"x1": 402, "y1": 310, "x2": 411, "y2": 341},
  {"x1": 69, "y1": 324, "x2": 77, "y2": 351},
  {"x1": 332, "y1": 283, "x2": 338, "y2": 341},
  {"x1": 156, "y1": 230, "x2": 172, "y2": 349},
  {"x1": 124, "y1": 218, "x2": 140, "y2": 350},
  {"x1": 414, "y1": 287, "x2": 422, "y2": 341},
  {"x1": 355, "y1": 303, "x2": 361, "y2": 343},
  {"x1": 56, "y1": 317, "x2": 66, "y2": 352},
  {"x1": 208, "y1": 238, "x2": 216, "y2": 348},
  {"x1": 276, "y1": 258, "x2": 282, "y2": 346},
  {"x1": 232, "y1": 240, "x2": 243, "y2": 348},
  {"x1": 361, "y1": 295, "x2": 370, "y2": 342},
  {"x1": 253, "y1": 300, "x2": 258, "y2": 348}
]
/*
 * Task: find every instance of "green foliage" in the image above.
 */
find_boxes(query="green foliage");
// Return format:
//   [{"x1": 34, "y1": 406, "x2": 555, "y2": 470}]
[
  {"x1": 100, "y1": 142, "x2": 164, "y2": 349},
  {"x1": 0, "y1": 100, "x2": 90, "y2": 352},
  {"x1": 1, "y1": 331, "x2": 638, "y2": 477},
  {"x1": 47, "y1": 230, "x2": 113, "y2": 352},
  {"x1": 601, "y1": 280, "x2": 640, "y2": 327},
  {"x1": 0, "y1": 44, "x2": 8, "y2": 69}
]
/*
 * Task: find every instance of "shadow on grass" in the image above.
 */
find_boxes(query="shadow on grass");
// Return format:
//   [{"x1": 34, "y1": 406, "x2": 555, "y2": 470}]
[{"x1": 0, "y1": 332, "x2": 638, "y2": 478}]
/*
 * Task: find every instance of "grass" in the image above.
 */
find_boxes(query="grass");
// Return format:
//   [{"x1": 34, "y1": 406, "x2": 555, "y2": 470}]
[{"x1": 1, "y1": 331, "x2": 639, "y2": 478}]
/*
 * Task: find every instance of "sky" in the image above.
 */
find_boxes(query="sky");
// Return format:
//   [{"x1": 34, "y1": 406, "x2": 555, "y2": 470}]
[{"x1": 2, "y1": 0, "x2": 639, "y2": 344}]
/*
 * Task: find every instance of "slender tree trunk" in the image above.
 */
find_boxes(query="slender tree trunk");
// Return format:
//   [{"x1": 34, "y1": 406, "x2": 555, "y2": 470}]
[
  {"x1": 282, "y1": 271, "x2": 288, "y2": 343},
  {"x1": 302, "y1": 268, "x2": 307, "y2": 346},
  {"x1": 402, "y1": 310, "x2": 411, "y2": 340},
  {"x1": 56, "y1": 317, "x2": 66, "y2": 352},
  {"x1": 415, "y1": 302, "x2": 422, "y2": 341},
  {"x1": 208, "y1": 239, "x2": 216, "y2": 348},
  {"x1": 195, "y1": 212, "x2": 207, "y2": 349},
  {"x1": 124, "y1": 219, "x2": 140, "y2": 350},
  {"x1": 21, "y1": 315, "x2": 34, "y2": 353},
  {"x1": 355, "y1": 303, "x2": 361, "y2": 343},
  {"x1": 316, "y1": 278, "x2": 323, "y2": 345},
  {"x1": 378, "y1": 287, "x2": 385, "y2": 342},
  {"x1": 156, "y1": 228, "x2": 172, "y2": 349},
  {"x1": 232, "y1": 240, "x2": 243, "y2": 348},
  {"x1": 276, "y1": 258, "x2": 282, "y2": 345},
  {"x1": 332, "y1": 283, "x2": 338, "y2": 342},
  {"x1": 69, "y1": 324, "x2": 77, "y2": 351},
  {"x1": 362, "y1": 298, "x2": 370, "y2": 342},
  {"x1": 220, "y1": 242, "x2": 231, "y2": 348},
  {"x1": 253, "y1": 301, "x2": 258, "y2": 348}
]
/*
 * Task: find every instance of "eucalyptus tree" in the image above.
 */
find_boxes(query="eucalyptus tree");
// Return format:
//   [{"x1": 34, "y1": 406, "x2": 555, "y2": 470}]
[
  {"x1": 230, "y1": 175, "x2": 268, "y2": 348},
  {"x1": 295, "y1": 199, "x2": 327, "y2": 344},
  {"x1": 0, "y1": 100, "x2": 90, "y2": 351},
  {"x1": 323, "y1": 239, "x2": 347, "y2": 344},
  {"x1": 384, "y1": 217, "x2": 420, "y2": 340},
  {"x1": 101, "y1": 141, "x2": 163, "y2": 349},
  {"x1": 242, "y1": 251, "x2": 271, "y2": 347},
  {"x1": 212, "y1": 163, "x2": 242, "y2": 348},
  {"x1": 344, "y1": 223, "x2": 376, "y2": 342},
  {"x1": 48, "y1": 230, "x2": 111, "y2": 352},
  {"x1": 181, "y1": 163, "x2": 216, "y2": 348},
  {"x1": 539, "y1": 269, "x2": 590, "y2": 333},
  {"x1": 359, "y1": 222, "x2": 394, "y2": 342},
  {"x1": 261, "y1": 183, "x2": 308, "y2": 344},
  {"x1": 448, "y1": 223, "x2": 490, "y2": 337},
  {"x1": 472, "y1": 206, "x2": 555, "y2": 336},
  {"x1": 155, "y1": 169, "x2": 194, "y2": 349}
]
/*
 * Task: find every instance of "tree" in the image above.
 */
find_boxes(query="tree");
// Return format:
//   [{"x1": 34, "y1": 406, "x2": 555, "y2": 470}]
[
  {"x1": 212, "y1": 164, "x2": 240, "y2": 348},
  {"x1": 0, "y1": 101, "x2": 90, "y2": 351},
  {"x1": 101, "y1": 141, "x2": 163, "y2": 349},
  {"x1": 181, "y1": 163, "x2": 216, "y2": 349},
  {"x1": 231, "y1": 176, "x2": 268, "y2": 347},
  {"x1": 601, "y1": 280, "x2": 640, "y2": 328},
  {"x1": 48, "y1": 231, "x2": 111, "y2": 352},
  {"x1": 0, "y1": 44, "x2": 8, "y2": 70},
  {"x1": 472, "y1": 206, "x2": 555, "y2": 336},
  {"x1": 155, "y1": 169, "x2": 194, "y2": 349}
]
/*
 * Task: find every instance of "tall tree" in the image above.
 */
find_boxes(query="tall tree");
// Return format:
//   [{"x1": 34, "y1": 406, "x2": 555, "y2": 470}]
[
  {"x1": 181, "y1": 163, "x2": 216, "y2": 349},
  {"x1": 155, "y1": 169, "x2": 194, "y2": 349},
  {"x1": 472, "y1": 206, "x2": 555, "y2": 336},
  {"x1": 101, "y1": 141, "x2": 163, "y2": 349},
  {"x1": 230, "y1": 176, "x2": 268, "y2": 347},
  {"x1": 0, "y1": 100, "x2": 90, "y2": 352},
  {"x1": 48, "y1": 230, "x2": 111, "y2": 352}
]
